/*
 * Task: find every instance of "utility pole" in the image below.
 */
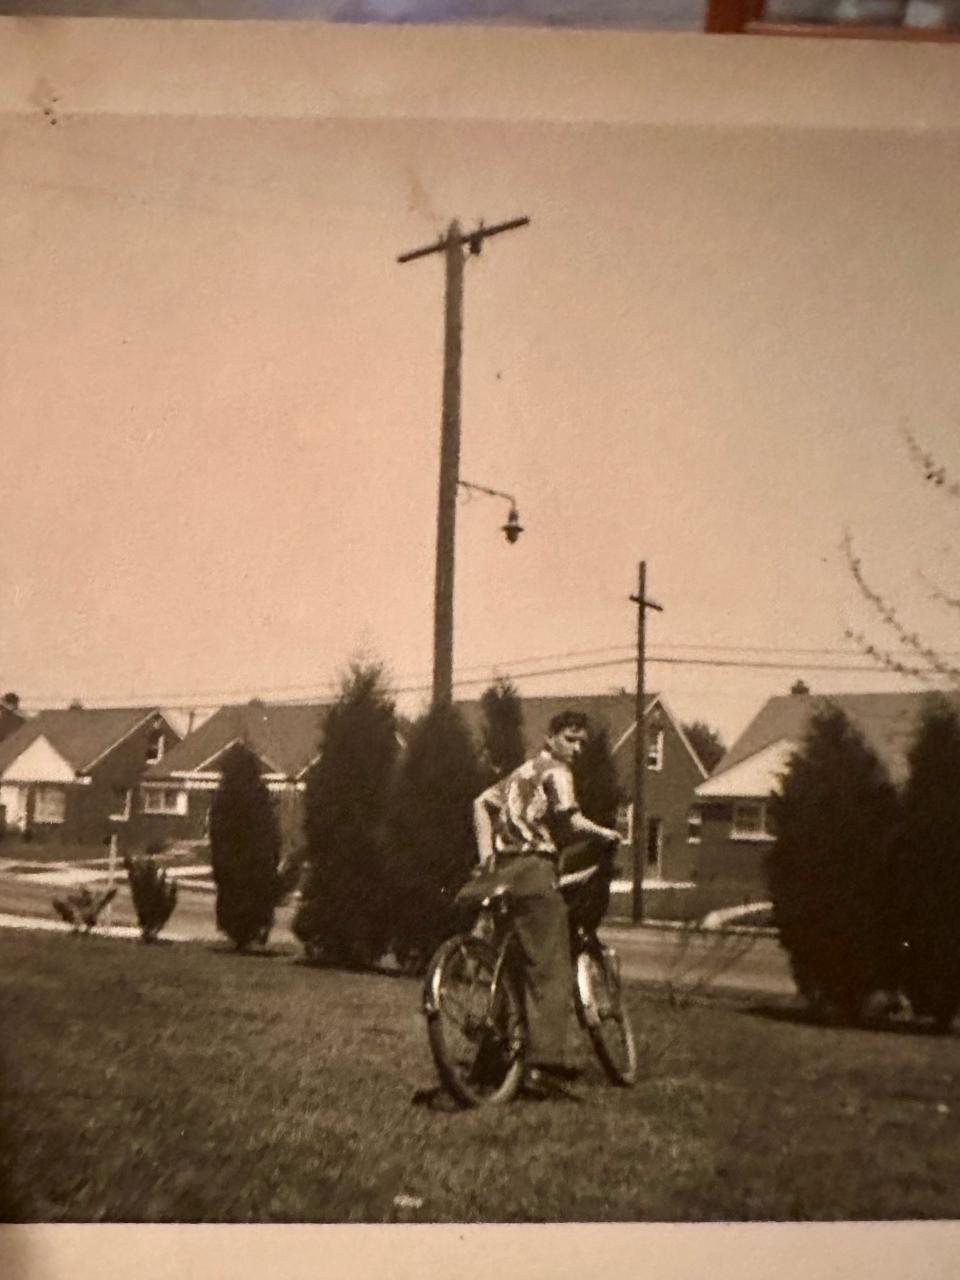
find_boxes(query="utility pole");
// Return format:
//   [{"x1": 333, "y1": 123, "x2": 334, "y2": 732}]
[
  {"x1": 105, "y1": 831, "x2": 119, "y2": 932},
  {"x1": 630, "y1": 560, "x2": 662, "y2": 924},
  {"x1": 398, "y1": 215, "x2": 530, "y2": 708}
]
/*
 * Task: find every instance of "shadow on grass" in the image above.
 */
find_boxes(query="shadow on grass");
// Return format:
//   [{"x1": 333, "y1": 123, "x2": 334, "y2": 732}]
[
  {"x1": 411, "y1": 1084, "x2": 461, "y2": 1113},
  {"x1": 745, "y1": 1001, "x2": 956, "y2": 1039},
  {"x1": 409, "y1": 1082, "x2": 584, "y2": 1111},
  {"x1": 290, "y1": 953, "x2": 420, "y2": 980},
  {"x1": 208, "y1": 943, "x2": 291, "y2": 960}
]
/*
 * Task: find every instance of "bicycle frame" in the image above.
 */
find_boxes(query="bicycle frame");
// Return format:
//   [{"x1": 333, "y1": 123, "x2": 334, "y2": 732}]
[{"x1": 423, "y1": 859, "x2": 638, "y2": 1104}]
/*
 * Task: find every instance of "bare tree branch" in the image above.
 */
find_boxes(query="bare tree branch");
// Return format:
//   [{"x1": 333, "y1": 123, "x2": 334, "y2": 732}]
[
  {"x1": 902, "y1": 426, "x2": 960, "y2": 499},
  {"x1": 842, "y1": 530, "x2": 960, "y2": 689},
  {"x1": 919, "y1": 568, "x2": 960, "y2": 616},
  {"x1": 843, "y1": 626, "x2": 939, "y2": 683}
]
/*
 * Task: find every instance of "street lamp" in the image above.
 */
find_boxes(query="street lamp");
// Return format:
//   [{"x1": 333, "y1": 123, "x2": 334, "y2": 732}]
[{"x1": 458, "y1": 479, "x2": 524, "y2": 545}]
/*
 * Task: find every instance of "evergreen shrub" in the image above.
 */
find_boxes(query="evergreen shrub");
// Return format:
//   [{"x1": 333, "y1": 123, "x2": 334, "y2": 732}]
[
  {"x1": 294, "y1": 664, "x2": 398, "y2": 967},
  {"x1": 210, "y1": 743, "x2": 281, "y2": 950},
  {"x1": 767, "y1": 704, "x2": 900, "y2": 1023}
]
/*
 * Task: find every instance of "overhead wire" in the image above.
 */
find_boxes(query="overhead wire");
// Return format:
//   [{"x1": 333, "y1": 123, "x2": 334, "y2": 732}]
[{"x1": 12, "y1": 644, "x2": 943, "y2": 712}]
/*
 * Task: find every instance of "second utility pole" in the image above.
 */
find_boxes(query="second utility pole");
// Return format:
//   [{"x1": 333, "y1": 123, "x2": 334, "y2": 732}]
[
  {"x1": 398, "y1": 215, "x2": 530, "y2": 708},
  {"x1": 630, "y1": 560, "x2": 662, "y2": 924}
]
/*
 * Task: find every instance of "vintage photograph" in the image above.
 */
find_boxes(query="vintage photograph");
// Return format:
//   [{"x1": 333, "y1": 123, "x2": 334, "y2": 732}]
[{"x1": 2, "y1": 4, "x2": 960, "y2": 1244}]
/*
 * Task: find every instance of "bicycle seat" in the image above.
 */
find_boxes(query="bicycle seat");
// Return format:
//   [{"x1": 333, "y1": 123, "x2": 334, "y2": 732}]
[
  {"x1": 557, "y1": 862, "x2": 601, "y2": 892},
  {"x1": 454, "y1": 873, "x2": 513, "y2": 912}
]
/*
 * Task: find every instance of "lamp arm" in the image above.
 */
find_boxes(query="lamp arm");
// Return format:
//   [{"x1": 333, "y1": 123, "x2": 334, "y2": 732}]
[{"x1": 457, "y1": 478, "x2": 518, "y2": 507}]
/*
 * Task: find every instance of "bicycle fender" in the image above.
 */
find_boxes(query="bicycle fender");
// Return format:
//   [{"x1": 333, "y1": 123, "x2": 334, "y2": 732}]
[{"x1": 575, "y1": 952, "x2": 601, "y2": 1029}]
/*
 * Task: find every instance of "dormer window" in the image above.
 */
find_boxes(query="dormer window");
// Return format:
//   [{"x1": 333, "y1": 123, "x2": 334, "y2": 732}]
[{"x1": 146, "y1": 729, "x2": 166, "y2": 765}]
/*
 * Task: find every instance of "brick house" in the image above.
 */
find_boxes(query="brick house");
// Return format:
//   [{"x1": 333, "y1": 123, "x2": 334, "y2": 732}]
[
  {"x1": 692, "y1": 688, "x2": 960, "y2": 909},
  {"x1": 455, "y1": 691, "x2": 708, "y2": 906},
  {"x1": 134, "y1": 700, "x2": 329, "y2": 856},
  {"x1": 0, "y1": 706, "x2": 181, "y2": 850}
]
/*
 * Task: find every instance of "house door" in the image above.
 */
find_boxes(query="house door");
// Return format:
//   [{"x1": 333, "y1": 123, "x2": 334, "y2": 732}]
[
  {"x1": 0, "y1": 784, "x2": 28, "y2": 831},
  {"x1": 646, "y1": 818, "x2": 663, "y2": 880}
]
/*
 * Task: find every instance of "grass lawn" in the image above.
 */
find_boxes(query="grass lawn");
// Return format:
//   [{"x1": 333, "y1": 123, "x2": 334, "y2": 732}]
[
  {"x1": 0, "y1": 838, "x2": 106, "y2": 866},
  {"x1": 1, "y1": 930, "x2": 959, "y2": 1223}
]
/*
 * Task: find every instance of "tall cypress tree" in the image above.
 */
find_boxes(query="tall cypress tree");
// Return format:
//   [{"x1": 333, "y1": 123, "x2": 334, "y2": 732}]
[
  {"x1": 478, "y1": 678, "x2": 525, "y2": 783},
  {"x1": 388, "y1": 702, "x2": 484, "y2": 969},
  {"x1": 573, "y1": 723, "x2": 624, "y2": 830},
  {"x1": 210, "y1": 742, "x2": 281, "y2": 950},
  {"x1": 570, "y1": 722, "x2": 624, "y2": 929},
  {"x1": 899, "y1": 696, "x2": 960, "y2": 1031},
  {"x1": 294, "y1": 663, "x2": 398, "y2": 967},
  {"x1": 767, "y1": 704, "x2": 900, "y2": 1022},
  {"x1": 682, "y1": 719, "x2": 727, "y2": 774}
]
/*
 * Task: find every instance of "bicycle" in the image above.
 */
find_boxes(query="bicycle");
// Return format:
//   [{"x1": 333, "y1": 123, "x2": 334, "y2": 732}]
[{"x1": 422, "y1": 853, "x2": 638, "y2": 1107}]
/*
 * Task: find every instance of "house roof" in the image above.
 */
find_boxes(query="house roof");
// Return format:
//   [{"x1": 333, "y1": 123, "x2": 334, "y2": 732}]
[
  {"x1": 147, "y1": 701, "x2": 328, "y2": 780},
  {"x1": 453, "y1": 690, "x2": 706, "y2": 778},
  {"x1": 455, "y1": 692, "x2": 656, "y2": 757},
  {"x1": 701, "y1": 690, "x2": 960, "y2": 797},
  {"x1": 0, "y1": 707, "x2": 166, "y2": 777},
  {"x1": 696, "y1": 739, "x2": 797, "y2": 799}
]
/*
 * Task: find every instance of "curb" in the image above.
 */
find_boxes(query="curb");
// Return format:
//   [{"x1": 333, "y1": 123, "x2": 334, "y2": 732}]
[{"x1": 0, "y1": 911, "x2": 191, "y2": 943}]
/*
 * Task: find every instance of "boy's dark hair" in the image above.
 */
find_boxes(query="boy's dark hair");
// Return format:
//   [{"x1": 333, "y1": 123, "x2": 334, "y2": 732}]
[{"x1": 547, "y1": 709, "x2": 589, "y2": 735}]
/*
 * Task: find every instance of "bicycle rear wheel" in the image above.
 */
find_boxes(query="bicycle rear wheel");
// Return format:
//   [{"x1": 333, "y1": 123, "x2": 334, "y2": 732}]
[
  {"x1": 575, "y1": 941, "x2": 638, "y2": 1086},
  {"x1": 423, "y1": 934, "x2": 525, "y2": 1108}
]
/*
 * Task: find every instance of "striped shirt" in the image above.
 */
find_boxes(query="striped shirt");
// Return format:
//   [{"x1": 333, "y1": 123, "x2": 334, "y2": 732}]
[{"x1": 488, "y1": 749, "x2": 580, "y2": 856}]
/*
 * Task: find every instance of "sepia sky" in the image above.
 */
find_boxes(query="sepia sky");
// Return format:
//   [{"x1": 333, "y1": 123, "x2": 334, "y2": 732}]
[{"x1": 2, "y1": 20, "x2": 960, "y2": 745}]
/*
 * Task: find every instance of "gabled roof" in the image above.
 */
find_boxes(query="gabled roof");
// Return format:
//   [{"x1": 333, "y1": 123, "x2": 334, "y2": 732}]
[
  {"x1": 453, "y1": 690, "x2": 705, "y2": 777},
  {"x1": 147, "y1": 701, "x2": 328, "y2": 781},
  {"x1": 0, "y1": 707, "x2": 167, "y2": 777},
  {"x1": 455, "y1": 691, "x2": 654, "y2": 757},
  {"x1": 704, "y1": 690, "x2": 960, "y2": 795},
  {"x1": 696, "y1": 739, "x2": 796, "y2": 799}
]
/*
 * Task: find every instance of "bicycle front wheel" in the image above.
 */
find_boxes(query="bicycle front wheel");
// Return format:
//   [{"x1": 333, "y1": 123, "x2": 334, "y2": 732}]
[
  {"x1": 575, "y1": 942, "x2": 638, "y2": 1087},
  {"x1": 423, "y1": 934, "x2": 525, "y2": 1108}
]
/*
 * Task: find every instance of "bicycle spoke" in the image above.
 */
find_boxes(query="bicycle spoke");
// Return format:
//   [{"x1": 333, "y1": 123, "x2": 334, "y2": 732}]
[
  {"x1": 426, "y1": 933, "x2": 525, "y2": 1107},
  {"x1": 577, "y1": 945, "x2": 637, "y2": 1086}
]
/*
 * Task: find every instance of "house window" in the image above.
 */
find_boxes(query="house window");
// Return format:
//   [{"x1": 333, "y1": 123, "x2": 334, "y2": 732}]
[
  {"x1": 34, "y1": 785, "x2": 66, "y2": 824},
  {"x1": 687, "y1": 808, "x2": 702, "y2": 844},
  {"x1": 615, "y1": 802, "x2": 633, "y2": 846},
  {"x1": 732, "y1": 801, "x2": 774, "y2": 840},
  {"x1": 647, "y1": 728, "x2": 665, "y2": 771},
  {"x1": 646, "y1": 818, "x2": 663, "y2": 878},
  {"x1": 145, "y1": 730, "x2": 166, "y2": 765},
  {"x1": 109, "y1": 787, "x2": 132, "y2": 822},
  {"x1": 142, "y1": 787, "x2": 187, "y2": 816}
]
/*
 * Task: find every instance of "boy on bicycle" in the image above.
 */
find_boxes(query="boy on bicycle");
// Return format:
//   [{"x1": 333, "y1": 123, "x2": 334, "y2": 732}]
[{"x1": 472, "y1": 709, "x2": 620, "y2": 1092}]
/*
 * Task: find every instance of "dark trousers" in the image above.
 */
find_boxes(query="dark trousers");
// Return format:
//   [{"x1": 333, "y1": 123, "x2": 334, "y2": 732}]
[{"x1": 496, "y1": 836, "x2": 613, "y2": 1067}]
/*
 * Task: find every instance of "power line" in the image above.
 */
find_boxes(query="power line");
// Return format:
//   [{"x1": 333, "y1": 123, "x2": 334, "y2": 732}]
[
  {"x1": 445, "y1": 653, "x2": 937, "y2": 690},
  {"x1": 17, "y1": 648, "x2": 940, "y2": 714},
  {"x1": 17, "y1": 629, "x2": 960, "y2": 707}
]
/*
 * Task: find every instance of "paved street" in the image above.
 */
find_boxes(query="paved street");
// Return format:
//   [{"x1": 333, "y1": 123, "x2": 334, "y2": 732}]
[
  {"x1": 601, "y1": 922, "x2": 795, "y2": 998},
  {"x1": 0, "y1": 863, "x2": 795, "y2": 997}
]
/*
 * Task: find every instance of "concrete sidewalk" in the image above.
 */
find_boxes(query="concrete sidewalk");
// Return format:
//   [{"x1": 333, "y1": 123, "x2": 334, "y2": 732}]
[{"x1": 0, "y1": 912, "x2": 196, "y2": 943}]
